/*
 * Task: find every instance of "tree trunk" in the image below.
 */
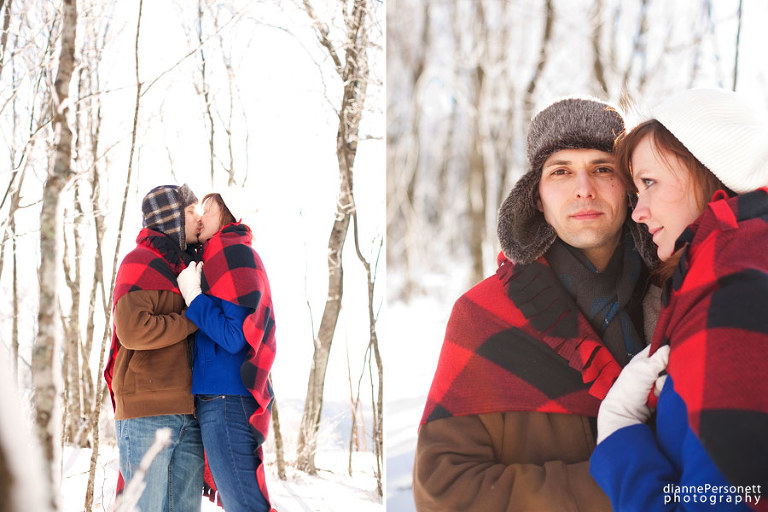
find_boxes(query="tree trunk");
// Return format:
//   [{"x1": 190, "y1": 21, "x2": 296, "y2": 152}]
[
  {"x1": 269, "y1": 387, "x2": 287, "y2": 480},
  {"x1": 0, "y1": 0, "x2": 13, "y2": 81},
  {"x1": 296, "y1": 0, "x2": 369, "y2": 474},
  {"x1": 0, "y1": 349, "x2": 53, "y2": 512},
  {"x1": 525, "y1": 0, "x2": 554, "y2": 118},
  {"x1": 468, "y1": 60, "x2": 486, "y2": 287},
  {"x1": 33, "y1": 2, "x2": 77, "y2": 509},
  {"x1": 352, "y1": 212, "x2": 383, "y2": 495},
  {"x1": 86, "y1": 1, "x2": 145, "y2": 508},
  {"x1": 592, "y1": 0, "x2": 609, "y2": 96},
  {"x1": 296, "y1": 210, "x2": 351, "y2": 473}
]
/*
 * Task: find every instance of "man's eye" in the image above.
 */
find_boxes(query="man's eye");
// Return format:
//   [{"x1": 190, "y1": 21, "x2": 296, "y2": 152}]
[
  {"x1": 550, "y1": 169, "x2": 568, "y2": 176},
  {"x1": 595, "y1": 166, "x2": 614, "y2": 174}
]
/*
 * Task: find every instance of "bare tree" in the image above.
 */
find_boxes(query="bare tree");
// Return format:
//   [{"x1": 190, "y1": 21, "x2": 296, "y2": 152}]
[
  {"x1": 84, "y1": 1, "x2": 146, "y2": 509},
  {"x1": 592, "y1": 0, "x2": 610, "y2": 95},
  {"x1": 296, "y1": 0, "x2": 372, "y2": 474},
  {"x1": 33, "y1": 0, "x2": 77, "y2": 509},
  {"x1": 352, "y1": 212, "x2": 383, "y2": 495},
  {"x1": 196, "y1": 0, "x2": 216, "y2": 185},
  {"x1": 0, "y1": 0, "x2": 13, "y2": 81},
  {"x1": 270, "y1": 390, "x2": 287, "y2": 480},
  {"x1": 0, "y1": 348, "x2": 53, "y2": 512},
  {"x1": 386, "y1": 1, "x2": 430, "y2": 301}
]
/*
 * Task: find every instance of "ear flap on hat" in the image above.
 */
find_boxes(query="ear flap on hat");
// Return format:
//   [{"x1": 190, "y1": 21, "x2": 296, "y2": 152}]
[{"x1": 497, "y1": 169, "x2": 557, "y2": 264}]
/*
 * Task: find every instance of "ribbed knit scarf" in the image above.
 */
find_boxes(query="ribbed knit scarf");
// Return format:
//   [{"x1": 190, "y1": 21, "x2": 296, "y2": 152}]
[
  {"x1": 199, "y1": 222, "x2": 276, "y2": 511},
  {"x1": 421, "y1": 235, "x2": 647, "y2": 426},
  {"x1": 547, "y1": 236, "x2": 646, "y2": 366}
]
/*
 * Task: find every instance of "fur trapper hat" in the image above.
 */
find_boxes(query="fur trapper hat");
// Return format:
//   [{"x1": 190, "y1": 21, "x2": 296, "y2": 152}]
[
  {"x1": 651, "y1": 88, "x2": 768, "y2": 194},
  {"x1": 497, "y1": 97, "x2": 657, "y2": 266}
]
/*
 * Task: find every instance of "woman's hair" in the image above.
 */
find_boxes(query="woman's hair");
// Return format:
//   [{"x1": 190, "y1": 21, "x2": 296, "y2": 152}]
[
  {"x1": 614, "y1": 119, "x2": 728, "y2": 211},
  {"x1": 202, "y1": 193, "x2": 237, "y2": 228},
  {"x1": 614, "y1": 119, "x2": 731, "y2": 283}
]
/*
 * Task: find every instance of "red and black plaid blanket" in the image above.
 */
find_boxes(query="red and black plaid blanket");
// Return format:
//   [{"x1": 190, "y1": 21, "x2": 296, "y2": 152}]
[
  {"x1": 104, "y1": 228, "x2": 186, "y2": 496},
  {"x1": 650, "y1": 188, "x2": 768, "y2": 503},
  {"x1": 421, "y1": 252, "x2": 623, "y2": 426},
  {"x1": 200, "y1": 222, "x2": 276, "y2": 510}
]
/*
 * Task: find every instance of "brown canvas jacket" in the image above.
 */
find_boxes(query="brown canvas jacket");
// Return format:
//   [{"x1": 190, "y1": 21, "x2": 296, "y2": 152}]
[
  {"x1": 413, "y1": 410, "x2": 613, "y2": 512},
  {"x1": 111, "y1": 289, "x2": 198, "y2": 420}
]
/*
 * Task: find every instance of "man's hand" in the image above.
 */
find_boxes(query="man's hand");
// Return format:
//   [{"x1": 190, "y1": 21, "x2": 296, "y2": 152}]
[
  {"x1": 596, "y1": 345, "x2": 670, "y2": 444},
  {"x1": 177, "y1": 261, "x2": 203, "y2": 307}
]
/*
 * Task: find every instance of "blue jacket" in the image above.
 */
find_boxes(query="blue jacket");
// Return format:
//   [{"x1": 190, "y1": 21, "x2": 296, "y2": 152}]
[
  {"x1": 590, "y1": 376, "x2": 755, "y2": 511},
  {"x1": 186, "y1": 293, "x2": 253, "y2": 396}
]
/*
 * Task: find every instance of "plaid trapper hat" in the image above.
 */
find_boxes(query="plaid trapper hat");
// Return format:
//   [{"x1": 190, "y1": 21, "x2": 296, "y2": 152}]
[{"x1": 141, "y1": 184, "x2": 198, "y2": 251}]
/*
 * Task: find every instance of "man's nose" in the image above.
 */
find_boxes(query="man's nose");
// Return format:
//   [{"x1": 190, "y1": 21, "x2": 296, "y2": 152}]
[{"x1": 574, "y1": 172, "x2": 596, "y2": 199}]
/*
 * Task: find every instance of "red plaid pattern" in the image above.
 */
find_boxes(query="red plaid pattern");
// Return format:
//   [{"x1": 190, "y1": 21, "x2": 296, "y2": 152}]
[
  {"x1": 200, "y1": 222, "x2": 276, "y2": 509},
  {"x1": 650, "y1": 188, "x2": 768, "y2": 497},
  {"x1": 421, "y1": 253, "x2": 622, "y2": 426}
]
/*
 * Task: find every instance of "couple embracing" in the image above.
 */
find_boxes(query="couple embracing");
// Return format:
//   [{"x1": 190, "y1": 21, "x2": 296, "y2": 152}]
[
  {"x1": 104, "y1": 185, "x2": 276, "y2": 512},
  {"x1": 416, "y1": 89, "x2": 768, "y2": 511}
]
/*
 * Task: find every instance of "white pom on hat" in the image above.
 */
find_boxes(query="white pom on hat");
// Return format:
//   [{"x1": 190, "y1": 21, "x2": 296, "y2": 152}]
[{"x1": 651, "y1": 88, "x2": 768, "y2": 194}]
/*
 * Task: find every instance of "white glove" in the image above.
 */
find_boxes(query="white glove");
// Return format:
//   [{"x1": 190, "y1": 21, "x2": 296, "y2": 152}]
[
  {"x1": 596, "y1": 345, "x2": 670, "y2": 444},
  {"x1": 177, "y1": 261, "x2": 203, "y2": 307}
]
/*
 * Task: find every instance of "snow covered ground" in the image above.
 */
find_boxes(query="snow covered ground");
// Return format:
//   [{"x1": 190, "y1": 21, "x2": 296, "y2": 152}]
[
  {"x1": 62, "y1": 400, "x2": 381, "y2": 511},
  {"x1": 383, "y1": 271, "x2": 468, "y2": 512},
  {"x1": 61, "y1": 443, "x2": 381, "y2": 512}
]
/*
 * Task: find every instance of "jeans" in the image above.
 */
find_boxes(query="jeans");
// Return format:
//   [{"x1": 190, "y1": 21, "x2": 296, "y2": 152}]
[
  {"x1": 115, "y1": 414, "x2": 204, "y2": 512},
  {"x1": 196, "y1": 394, "x2": 270, "y2": 512}
]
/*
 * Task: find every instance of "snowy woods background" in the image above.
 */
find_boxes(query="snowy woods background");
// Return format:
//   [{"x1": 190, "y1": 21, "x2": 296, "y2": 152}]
[
  {"x1": 0, "y1": 0, "x2": 384, "y2": 510},
  {"x1": 386, "y1": 0, "x2": 768, "y2": 510}
]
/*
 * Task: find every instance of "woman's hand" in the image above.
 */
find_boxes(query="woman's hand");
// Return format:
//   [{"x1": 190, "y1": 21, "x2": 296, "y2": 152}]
[
  {"x1": 178, "y1": 261, "x2": 203, "y2": 307},
  {"x1": 596, "y1": 344, "x2": 670, "y2": 444}
]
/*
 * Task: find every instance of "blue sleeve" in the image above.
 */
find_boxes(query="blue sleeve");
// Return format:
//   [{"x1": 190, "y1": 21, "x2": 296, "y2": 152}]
[
  {"x1": 185, "y1": 294, "x2": 252, "y2": 355},
  {"x1": 590, "y1": 424, "x2": 678, "y2": 512},
  {"x1": 590, "y1": 423, "x2": 753, "y2": 511}
]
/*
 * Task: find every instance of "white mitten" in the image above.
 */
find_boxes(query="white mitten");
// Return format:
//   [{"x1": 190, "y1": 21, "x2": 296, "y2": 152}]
[
  {"x1": 596, "y1": 345, "x2": 670, "y2": 444},
  {"x1": 177, "y1": 261, "x2": 203, "y2": 307}
]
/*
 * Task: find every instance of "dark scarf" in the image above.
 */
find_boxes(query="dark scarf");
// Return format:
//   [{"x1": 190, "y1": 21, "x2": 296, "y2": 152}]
[
  {"x1": 421, "y1": 235, "x2": 647, "y2": 426},
  {"x1": 199, "y1": 222, "x2": 276, "y2": 510},
  {"x1": 547, "y1": 234, "x2": 646, "y2": 365},
  {"x1": 650, "y1": 189, "x2": 768, "y2": 495}
]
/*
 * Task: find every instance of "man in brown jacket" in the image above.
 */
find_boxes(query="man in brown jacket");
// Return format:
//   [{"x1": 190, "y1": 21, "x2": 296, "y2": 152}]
[
  {"x1": 414, "y1": 98, "x2": 658, "y2": 511},
  {"x1": 105, "y1": 184, "x2": 204, "y2": 512}
]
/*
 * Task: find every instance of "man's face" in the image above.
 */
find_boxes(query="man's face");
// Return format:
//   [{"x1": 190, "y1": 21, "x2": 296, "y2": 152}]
[
  {"x1": 537, "y1": 148, "x2": 627, "y2": 270},
  {"x1": 184, "y1": 204, "x2": 202, "y2": 244}
]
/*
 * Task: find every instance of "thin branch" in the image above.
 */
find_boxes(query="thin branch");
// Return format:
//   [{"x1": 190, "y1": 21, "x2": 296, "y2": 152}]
[
  {"x1": 301, "y1": 0, "x2": 343, "y2": 75},
  {"x1": 732, "y1": 0, "x2": 743, "y2": 91}
]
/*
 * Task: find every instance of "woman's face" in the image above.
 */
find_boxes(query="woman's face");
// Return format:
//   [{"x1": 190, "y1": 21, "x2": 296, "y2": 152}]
[
  {"x1": 630, "y1": 134, "x2": 704, "y2": 261},
  {"x1": 199, "y1": 199, "x2": 223, "y2": 243}
]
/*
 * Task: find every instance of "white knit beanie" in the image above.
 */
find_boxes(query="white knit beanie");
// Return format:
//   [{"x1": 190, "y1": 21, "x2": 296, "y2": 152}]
[
  {"x1": 651, "y1": 88, "x2": 768, "y2": 194},
  {"x1": 217, "y1": 187, "x2": 256, "y2": 225}
]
